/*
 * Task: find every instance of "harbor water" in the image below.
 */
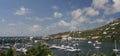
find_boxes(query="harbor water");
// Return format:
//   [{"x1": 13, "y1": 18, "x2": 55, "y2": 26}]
[{"x1": 45, "y1": 39, "x2": 120, "y2": 56}]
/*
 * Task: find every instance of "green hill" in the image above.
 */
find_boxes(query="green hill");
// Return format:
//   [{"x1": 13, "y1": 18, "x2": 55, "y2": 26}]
[{"x1": 45, "y1": 18, "x2": 120, "y2": 41}]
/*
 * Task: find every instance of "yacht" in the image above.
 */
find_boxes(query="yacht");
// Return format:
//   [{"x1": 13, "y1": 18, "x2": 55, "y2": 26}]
[
  {"x1": 50, "y1": 44, "x2": 61, "y2": 49},
  {"x1": 113, "y1": 40, "x2": 120, "y2": 56},
  {"x1": 95, "y1": 46, "x2": 100, "y2": 49},
  {"x1": 88, "y1": 41, "x2": 92, "y2": 44},
  {"x1": 65, "y1": 47, "x2": 81, "y2": 52},
  {"x1": 59, "y1": 45, "x2": 66, "y2": 50}
]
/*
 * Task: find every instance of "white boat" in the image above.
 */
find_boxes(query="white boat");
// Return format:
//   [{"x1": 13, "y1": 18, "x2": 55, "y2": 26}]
[
  {"x1": 50, "y1": 44, "x2": 81, "y2": 52},
  {"x1": 50, "y1": 44, "x2": 61, "y2": 49},
  {"x1": 25, "y1": 43, "x2": 33, "y2": 47},
  {"x1": 65, "y1": 47, "x2": 81, "y2": 52},
  {"x1": 113, "y1": 40, "x2": 120, "y2": 56},
  {"x1": 1, "y1": 46, "x2": 10, "y2": 49},
  {"x1": 96, "y1": 41, "x2": 102, "y2": 44},
  {"x1": 95, "y1": 46, "x2": 100, "y2": 49},
  {"x1": 113, "y1": 49, "x2": 120, "y2": 52},
  {"x1": 21, "y1": 48, "x2": 27, "y2": 53},
  {"x1": 1, "y1": 44, "x2": 11, "y2": 49},
  {"x1": 88, "y1": 41, "x2": 92, "y2": 44},
  {"x1": 16, "y1": 48, "x2": 22, "y2": 52},
  {"x1": 59, "y1": 45, "x2": 66, "y2": 50},
  {"x1": 93, "y1": 43, "x2": 96, "y2": 46}
]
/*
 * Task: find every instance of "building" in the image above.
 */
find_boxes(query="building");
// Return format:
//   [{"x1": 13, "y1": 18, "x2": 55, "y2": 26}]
[
  {"x1": 0, "y1": 37, "x2": 29, "y2": 43},
  {"x1": 61, "y1": 34, "x2": 69, "y2": 40}
]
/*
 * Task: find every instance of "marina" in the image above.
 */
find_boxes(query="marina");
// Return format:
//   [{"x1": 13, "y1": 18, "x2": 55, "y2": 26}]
[{"x1": 0, "y1": 38, "x2": 120, "y2": 56}]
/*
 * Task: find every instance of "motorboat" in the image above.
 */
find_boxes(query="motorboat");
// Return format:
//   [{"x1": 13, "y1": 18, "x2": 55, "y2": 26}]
[
  {"x1": 88, "y1": 41, "x2": 92, "y2": 44},
  {"x1": 95, "y1": 46, "x2": 100, "y2": 49},
  {"x1": 59, "y1": 45, "x2": 66, "y2": 50},
  {"x1": 50, "y1": 44, "x2": 61, "y2": 49},
  {"x1": 65, "y1": 47, "x2": 81, "y2": 52}
]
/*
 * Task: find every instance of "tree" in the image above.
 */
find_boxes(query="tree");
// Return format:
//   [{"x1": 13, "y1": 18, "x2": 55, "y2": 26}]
[
  {"x1": 26, "y1": 43, "x2": 55, "y2": 56},
  {"x1": 0, "y1": 49, "x2": 5, "y2": 56},
  {"x1": 74, "y1": 53, "x2": 81, "y2": 56},
  {"x1": 5, "y1": 48, "x2": 17, "y2": 56},
  {"x1": 91, "y1": 53, "x2": 106, "y2": 56},
  {"x1": 112, "y1": 52, "x2": 116, "y2": 56}
]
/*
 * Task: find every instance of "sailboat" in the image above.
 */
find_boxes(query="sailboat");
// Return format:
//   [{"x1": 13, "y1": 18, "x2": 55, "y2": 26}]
[{"x1": 113, "y1": 40, "x2": 120, "y2": 56}]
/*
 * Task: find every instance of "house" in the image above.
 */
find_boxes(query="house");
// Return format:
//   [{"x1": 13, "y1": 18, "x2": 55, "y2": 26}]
[{"x1": 61, "y1": 34, "x2": 69, "y2": 40}]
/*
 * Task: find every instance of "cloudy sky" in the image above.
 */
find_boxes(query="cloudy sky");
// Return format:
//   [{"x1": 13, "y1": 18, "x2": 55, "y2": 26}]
[{"x1": 0, "y1": 0, "x2": 120, "y2": 36}]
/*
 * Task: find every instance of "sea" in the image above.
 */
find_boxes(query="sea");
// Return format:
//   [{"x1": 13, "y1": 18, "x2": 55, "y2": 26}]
[{"x1": 45, "y1": 39, "x2": 120, "y2": 56}]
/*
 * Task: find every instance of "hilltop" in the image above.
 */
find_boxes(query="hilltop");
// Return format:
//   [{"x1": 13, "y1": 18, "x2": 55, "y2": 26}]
[{"x1": 45, "y1": 18, "x2": 120, "y2": 41}]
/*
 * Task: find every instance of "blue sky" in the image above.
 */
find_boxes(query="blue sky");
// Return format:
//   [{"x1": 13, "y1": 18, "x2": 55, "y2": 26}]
[{"x1": 0, "y1": 0, "x2": 120, "y2": 36}]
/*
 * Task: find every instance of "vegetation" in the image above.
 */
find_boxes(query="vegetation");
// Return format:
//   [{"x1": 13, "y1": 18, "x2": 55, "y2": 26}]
[
  {"x1": 91, "y1": 53, "x2": 107, "y2": 56},
  {"x1": 26, "y1": 43, "x2": 55, "y2": 56}
]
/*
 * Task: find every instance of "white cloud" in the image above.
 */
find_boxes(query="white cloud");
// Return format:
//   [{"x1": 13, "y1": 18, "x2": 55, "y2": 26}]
[
  {"x1": 89, "y1": 18, "x2": 105, "y2": 24},
  {"x1": 46, "y1": 24, "x2": 57, "y2": 30},
  {"x1": 26, "y1": 16, "x2": 54, "y2": 22},
  {"x1": 14, "y1": 7, "x2": 30, "y2": 15},
  {"x1": 85, "y1": 7, "x2": 99, "y2": 16},
  {"x1": 52, "y1": 9, "x2": 89, "y2": 31},
  {"x1": 112, "y1": 0, "x2": 120, "y2": 12},
  {"x1": 55, "y1": 11, "x2": 89, "y2": 30},
  {"x1": 71, "y1": 9, "x2": 88, "y2": 24},
  {"x1": 69, "y1": 26, "x2": 77, "y2": 30},
  {"x1": 33, "y1": 25, "x2": 40, "y2": 28},
  {"x1": 105, "y1": 0, "x2": 120, "y2": 14},
  {"x1": 25, "y1": 17, "x2": 32, "y2": 20},
  {"x1": 35, "y1": 17, "x2": 44, "y2": 21},
  {"x1": 29, "y1": 25, "x2": 41, "y2": 32},
  {"x1": 92, "y1": 0, "x2": 120, "y2": 15},
  {"x1": 77, "y1": 16, "x2": 88, "y2": 23},
  {"x1": 57, "y1": 20, "x2": 70, "y2": 26},
  {"x1": 71, "y1": 9, "x2": 82, "y2": 19},
  {"x1": 52, "y1": 5, "x2": 58, "y2": 10},
  {"x1": 8, "y1": 23, "x2": 16, "y2": 26},
  {"x1": 1, "y1": 19, "x2": 6, "y2": 22},
  {"x1": 54, "y1": 12, "x2": 63, "y2": 18},
  {"x1": 45, "y1": 17, "x2": 53, "y2": 20},
  {"x1": 92, "y1": 0, "x2": 109, "y2": 9}
]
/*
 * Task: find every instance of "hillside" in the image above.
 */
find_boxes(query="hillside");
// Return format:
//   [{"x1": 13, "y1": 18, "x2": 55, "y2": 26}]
[
  {"x1": 79, "y1": 18, "x2": 120, "y2": 41},
  {"x1": 45, "y1": 18, "x2": 120, "y2": 41}
]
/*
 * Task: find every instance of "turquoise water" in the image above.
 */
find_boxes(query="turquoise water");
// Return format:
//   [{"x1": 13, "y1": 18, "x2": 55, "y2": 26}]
[{"x1": 45, "y1": 40, "x2": 120, "y2": 56}]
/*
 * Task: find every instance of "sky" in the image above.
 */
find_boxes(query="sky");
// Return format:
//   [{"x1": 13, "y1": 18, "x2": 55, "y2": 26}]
[{"x1": 0, "y1": 0, "x2": 120, "y2": 36}]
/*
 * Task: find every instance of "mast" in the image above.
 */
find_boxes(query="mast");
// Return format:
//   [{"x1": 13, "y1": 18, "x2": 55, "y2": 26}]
[{"x1": 115, "y1": 40, "x2": 117, "y2": 49}]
